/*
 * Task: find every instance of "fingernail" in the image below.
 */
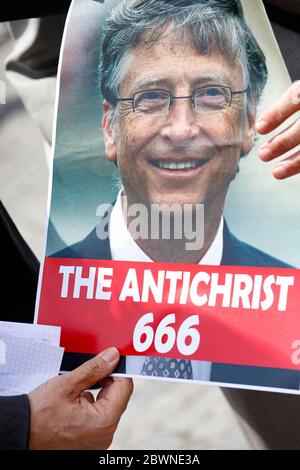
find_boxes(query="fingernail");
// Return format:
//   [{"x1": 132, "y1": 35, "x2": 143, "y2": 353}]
[
  {"x1": 259, "y1": 148, "x2": 272, "y2": 161},
  {"x1": 291, "y1": 81, "x2": 300, "y2": 105},
  {"x1": 256, "y1": 119, "x2": 268, "y2": 132},
  {"x1": 100, "y1": 347, "x2": 119, "y2": 364},
  {"x1": 273, "y1": 164, "x2": 287, "y2": 179}
]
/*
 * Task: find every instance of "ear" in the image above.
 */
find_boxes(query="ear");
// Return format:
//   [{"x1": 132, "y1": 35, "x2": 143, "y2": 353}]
[
  {"x1": 241, "y1": 101, "x2": 257, "y2": 156},
  {"x1": 102, "y1": 99, "x2": 117, "y2": 163}
]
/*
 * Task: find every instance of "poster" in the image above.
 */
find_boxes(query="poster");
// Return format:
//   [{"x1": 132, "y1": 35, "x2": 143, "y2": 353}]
[{"x1": 35, "y1": 0, "x2": 300, "y2": 393}]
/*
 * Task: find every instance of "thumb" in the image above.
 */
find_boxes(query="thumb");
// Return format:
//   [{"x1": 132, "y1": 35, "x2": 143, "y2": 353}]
[{"x1": 64, "y1": 347, "x2": 120, "y2": 396}]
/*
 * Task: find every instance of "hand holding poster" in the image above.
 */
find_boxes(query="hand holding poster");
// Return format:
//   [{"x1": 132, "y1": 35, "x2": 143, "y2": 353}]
[{"x1": 35, "y1": 0, "x2": 300, "y2": 393}]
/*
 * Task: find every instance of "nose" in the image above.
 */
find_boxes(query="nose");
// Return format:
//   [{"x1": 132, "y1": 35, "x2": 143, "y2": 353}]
[{"x1": 160, "y1": 98, "x2": 200, "y2": 146}]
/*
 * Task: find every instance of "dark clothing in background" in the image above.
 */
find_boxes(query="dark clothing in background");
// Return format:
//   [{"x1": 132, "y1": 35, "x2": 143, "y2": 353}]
[
  {"x1": 0, "y1": 395, "x2": 30, "y2": 450},
  {"x1": 265, "y1": 1, "x2": 300, "y2": 81},
  {"x1": 0, "y1": 1, "x2": 72, "y2": 22},
  {"x1": 0, "y1": 202, "x2": 39, "y2": 324}
]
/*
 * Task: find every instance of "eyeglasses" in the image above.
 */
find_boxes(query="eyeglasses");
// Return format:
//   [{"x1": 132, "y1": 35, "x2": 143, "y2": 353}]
[{"x1": 117, "y1": 85, "x2": 248, "y2": 116}]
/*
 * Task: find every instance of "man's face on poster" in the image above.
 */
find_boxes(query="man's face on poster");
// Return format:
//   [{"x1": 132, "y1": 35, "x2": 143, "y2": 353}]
[{"x1": 103, "y1": 30, "x2": 256, "y2": 209}]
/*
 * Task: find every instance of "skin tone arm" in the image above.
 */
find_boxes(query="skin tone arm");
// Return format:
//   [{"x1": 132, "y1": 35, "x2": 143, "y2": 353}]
[
  {"x1": 28, "y1": 347, "x2": 133, "y2": 450},
  {"x1": 257, "y1": 81, "x2": 300, "y2": 179}
]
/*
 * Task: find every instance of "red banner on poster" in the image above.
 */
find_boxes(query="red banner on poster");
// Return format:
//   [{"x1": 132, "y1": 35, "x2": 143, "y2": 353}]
[{"x1": 37, "y1": 257, "x2": 300, "y2": 370}]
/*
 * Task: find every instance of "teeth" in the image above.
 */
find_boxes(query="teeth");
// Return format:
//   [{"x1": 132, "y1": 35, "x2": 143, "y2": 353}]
[{"x1": 158, "y1": 161, "x2": 197, "y2": 170}]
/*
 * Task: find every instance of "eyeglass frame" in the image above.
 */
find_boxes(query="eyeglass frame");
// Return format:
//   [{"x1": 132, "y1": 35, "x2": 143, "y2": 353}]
[{"x1": 116, "y1": 85, "x2": 249, "y2": 115}]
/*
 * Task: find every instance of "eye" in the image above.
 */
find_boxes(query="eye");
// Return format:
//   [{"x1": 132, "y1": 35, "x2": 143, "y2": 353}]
[
  {"x1": 142, "y1": 91, "x2": 163, "y2": 101},
  {"x1": 207, "y1": 87, "x2": 222, "y2": 96},
  {"x1": 134, "y1": 90, "x2": 169, "y2": 112},
  {"x1": 202, "y1": 87, "x2": 227, "y2": 99},
  {"x1": 194, "y1": 86, "x2": 229, "y2": 110}
]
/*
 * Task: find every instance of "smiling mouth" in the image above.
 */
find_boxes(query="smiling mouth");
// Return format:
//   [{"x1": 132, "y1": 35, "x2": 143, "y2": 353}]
[{"x1": 149, "y1": 159, "x2": 208, "y2": 170}]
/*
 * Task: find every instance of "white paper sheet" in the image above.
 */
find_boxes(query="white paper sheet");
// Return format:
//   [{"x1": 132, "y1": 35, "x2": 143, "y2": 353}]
[
  {"x1": 0, "y1": 320, "x2": 61, "y2": 346},
  {"x1": 0, "y1": 323, "x2": 64, "y2": 396}
]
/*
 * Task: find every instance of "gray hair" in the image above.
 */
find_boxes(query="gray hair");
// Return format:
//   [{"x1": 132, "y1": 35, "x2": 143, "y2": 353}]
[{"x1": 100, "y1": 0, "x2": 268, "y2": 118}]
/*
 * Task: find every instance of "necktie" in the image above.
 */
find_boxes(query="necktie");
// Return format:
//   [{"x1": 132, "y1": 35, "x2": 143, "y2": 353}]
[{"x1": 141, "y1": 356, "x2": 193, "y2": 379}]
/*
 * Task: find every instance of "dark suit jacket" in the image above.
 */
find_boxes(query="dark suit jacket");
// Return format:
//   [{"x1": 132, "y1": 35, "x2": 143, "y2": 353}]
[{"x1": 56, "y1": 220, "x2": 300, "y2": 390}]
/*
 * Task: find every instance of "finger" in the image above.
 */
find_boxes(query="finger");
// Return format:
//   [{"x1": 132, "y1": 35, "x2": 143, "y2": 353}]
[
  {"x1": 258, "y1": 118, "x2": 300, "y2": 161},
  {"x1": 96, "y1": 377, "x2": 131, "y2": 402},
  {"x1": 96, "y1": 377, "x2": 114, "y2": 400},
  {"x1": 80, "y1": 391, "x2": 95, "y2": 404},
  {"x1": 63, "y1": 347, "x2": 120, "y2": 397},
  {"x1": 272, "y1": 152, "x2": 300, "y2": 180},
  {"x1": 256, "y1": 81, "x2": 300, "y2": 134},
  {"x1": 94, "y1": 377, "x2": 134, "y2": 420}
]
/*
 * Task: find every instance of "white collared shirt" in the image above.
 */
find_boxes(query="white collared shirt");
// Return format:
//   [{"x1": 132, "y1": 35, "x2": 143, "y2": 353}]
[{"x1": 109, "y1": 191, "x2": 224, "y2": 380}]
